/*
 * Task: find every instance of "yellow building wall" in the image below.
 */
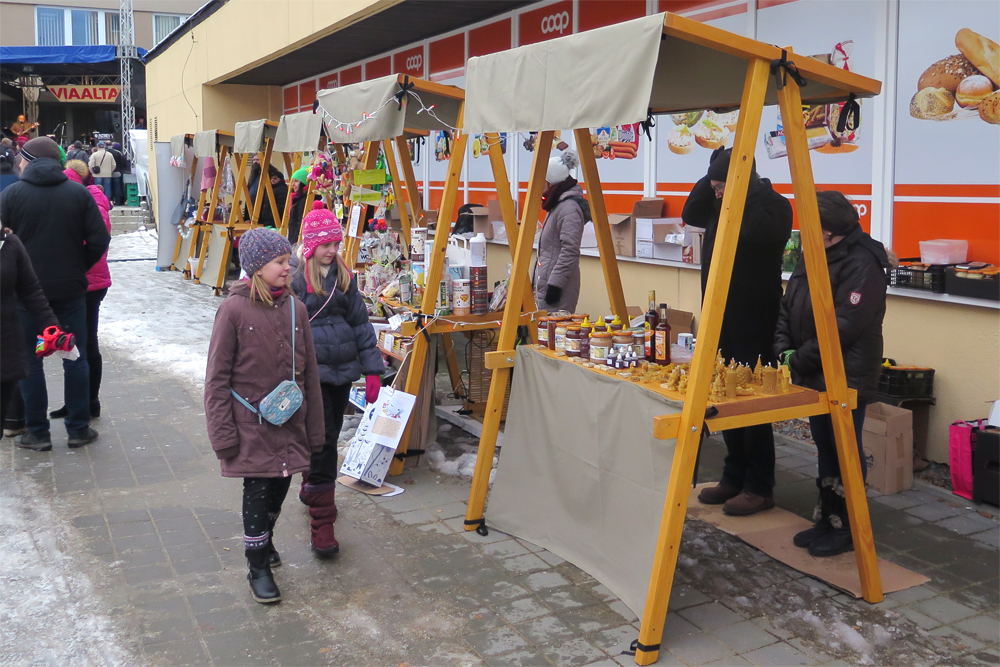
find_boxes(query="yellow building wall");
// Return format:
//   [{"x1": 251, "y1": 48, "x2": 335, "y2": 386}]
[{"x1": 487, "y1": 243, "x2": 999, "y2": 463}]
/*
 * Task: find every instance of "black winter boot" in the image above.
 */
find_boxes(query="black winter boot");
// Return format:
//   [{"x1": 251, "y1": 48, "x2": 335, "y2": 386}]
[
  {"x1": 794, "y1": 481, "x2": 836, "y2": 548},
  {"x1": 246, "y1": 545, "x2": 281, "y2": 604},
  {"x1": 808, "y1": 479, "x2": 853, "y2": 557}
]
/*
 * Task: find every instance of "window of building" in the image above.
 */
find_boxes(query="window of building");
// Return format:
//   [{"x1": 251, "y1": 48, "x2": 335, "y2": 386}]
[
  {"x1": 153, "y1": 14, "x2": 184, "y2": 46},
  {"x1": 105, "y1": 12, "x2": 120, "y2": 46},
  {"x1": 71, "y1": 9, "x2": 99, "y2": 45},
  {"x1": 36, "y1": 7, "x2": 65, "y2": 46}
]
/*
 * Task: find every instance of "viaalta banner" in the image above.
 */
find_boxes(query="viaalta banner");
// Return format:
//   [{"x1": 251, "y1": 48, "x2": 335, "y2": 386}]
[{"x1": 49, "y1": 85, "x2": 120, "y2": 103}]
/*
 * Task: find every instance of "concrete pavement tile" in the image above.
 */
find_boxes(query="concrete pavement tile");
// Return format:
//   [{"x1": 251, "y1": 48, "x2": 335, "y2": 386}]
[
  {"x1": 709, "y1": 620, "x2": 780, "y2": 653},
  {"x1": 71, "y1": 513, "x2": 107, "y2": 528},
  {"x1": 517, "y1": 538, "x2": 544, "y2": 553},
  {"x1": 118, "y1": 549, "x2": 168, "y2": 567},
  {"x1": 166, "y1": 541, "x2": 216, "y2": 561},
  {"x1": 97, "y1": 477, "x2": 138, "y2": 489},
  {"x1": 482, "y1": 539, "x2": 531, "y2": 560},
  {"x1": 393, "y1": 508, "x2": 439, "y2": 525},
  {"x1": 429, "y1": 501, "x2": 469, "y2": 519},
  {"x1": 123, "y1": 563, "x2": 172, "y2": 585},
  {"x1": 666, "y1": 632, "x2": 735, "y2": 665},
  {"x1": 540, "y1": 637, "x2": 606, "y2": 666},
  {"x1": 152, "y1": 516, "x2": 200, "y2": 532},
  {"x1": 558, "y1": 605, "x2": 633, "y2": 634},
  {"x1": 467, "y1": 607, "x2": 506, "y2": 633},
  {"x1": 938, "y1": 552, "x2": 1000, "y2": 584},
  {"x1": 78, "y1": 525, "x2": 110, "y2": 540},
  {"x1": 514, "y1": 614, "x2": 576, "y2": 644},
  {"x1": 258, "y1": 620, "x2": 322, "y2": 647},
  {"x1": 896, "y1": 605, "x2": 944, "y2": 630},
  {"x1": 484, "y1": 646, "x2": 550, "y2": 666},
  {"x1": 537, "y1": 551, "x2": 566, "y2": 567},
  {"x1": 138, "y1": 615, "x2": 196, "y2": 645},
  {"x1": 87, "y1": 540, "x2": 115, "y2": 556},
  {"x1": 202, "y1": 630, "x2": 274, "y2": 666},
  {"x1": 539, "y1": 585, "x2": 603, "y2": 612},
  {"x1": 703, "y1": 656, "x2": 752, "y2": 666},
  {"x1": 466, "y1": 626, "x2": 531, "y2": 657},
  {"x1": 185, "y1": 590, "x2": 239, "y2": 614},
  {"x1": 954, "y1": 615, "x2": 1000, "y2": 644},
  {"x1": 913, "y1": 596, "x2": 979, "y2": 624},
  {"x1": 495, "y1": 596, "x2": 552, "y2": 624},
  {"x1": 524, "y1": 571, "x2": 571, "y2": 592},
  {"x1": 376, "y1": 496, "x2": 422, "y2": 513},
  {"x1": 481, "y1": 581, "x2": 531, "y2": 602},
  {"x1": 970, "y1": 529, "x2": 1000, "y2": 547},
  {"x1": 887, "y1": 586, "x2": 936, "y2": 605},
  {"x1": 669, "y1": 584, "x2": 712, "y2": 610},
  {"x1": 872, "y1": 494, "x2": 923, "y2": 510},
  {"x1": 593, "y1": 624, "x2": 638, "y2": 654},
  {"x1": 661, "y1": 611, "x2": 701, "y2": 640},
  {"x1": 742, "y1": 641, "x2": 816, "y2": 665},
  {"x1": 137, "y1": 474, "x2": 176, "y2": 485},
  {"x1": 749, "y1": 617, "x2": 794, "y2": 641},
  {"x1": 143, "y1": 637, "x2": 209, "y2": 664},
  {"x1": 159, "y1": 528, "x2": 207, "y2": 546},
  {"x1": 678, "y1": 602, "x2": 746, "y2": 631},
  {"x1": 501, "y1": 554, "x2": 551, "y2": 575},
  {"x1": 606, "y1": 600, "x2": 638, "y2": 623},
  {"x1": 194, "y1": 608, "x2": 252, "y2": 635},
  {"x1": 785, "y1": 637, "x2": 833, "y2": 663},
  {"x1": 589, "y1": 583, "x2": 617, "y2": 603},
  {"x1": 172, "y1": 557, "x2": 222, "y2": 575},
  {"x1": 418, "y1": 521, "x2": 453, "y2": 535},
  {"x1": 906, "y1": 502, "x2": 967, "y2": 522},
  {"x1": 110, "y1": 521, "x2": 156, "y2": 538},
  {"x1": 462, "y1": 526, "x2": 514, "y2": 544},
  {"x1": 935, "y1": 514, "x2": 999, "y2": 536},
  {"x1": 928, "y1": 625, "x2": 986, "y2": 653},
  {"x1": 269, "y1": 641, "x2": 328, "y2": 666}
]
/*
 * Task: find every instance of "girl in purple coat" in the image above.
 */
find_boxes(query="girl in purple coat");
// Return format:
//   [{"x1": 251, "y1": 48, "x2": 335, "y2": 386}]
[{"x1": 205, "y1": 228, "x2": 324, "y2": 604}]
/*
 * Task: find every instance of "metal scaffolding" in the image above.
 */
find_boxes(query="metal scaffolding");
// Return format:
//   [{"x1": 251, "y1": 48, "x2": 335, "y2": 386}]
[{"x1": 118, "y1": 0, "x2": 138, "y2": 161}]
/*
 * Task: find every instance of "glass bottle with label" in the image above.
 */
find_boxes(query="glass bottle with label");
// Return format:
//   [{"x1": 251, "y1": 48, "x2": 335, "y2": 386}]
[
  {"x1": 644, "y1": 290, "x2": 659, "y2": 361},
  {"x1": 654, "y1": 303, "x2": 672, "y2": 365}
]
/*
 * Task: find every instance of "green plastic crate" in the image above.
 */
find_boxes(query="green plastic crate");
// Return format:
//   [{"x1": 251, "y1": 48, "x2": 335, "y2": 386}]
[{"x1": 126, "y1": 182, "x2": 139, "y2": 207}]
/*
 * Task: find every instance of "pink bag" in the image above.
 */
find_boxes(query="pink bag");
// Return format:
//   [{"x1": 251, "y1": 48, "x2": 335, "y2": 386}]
[{"x1": 949, "y1": 419, "x2": 984, "y2": 500}]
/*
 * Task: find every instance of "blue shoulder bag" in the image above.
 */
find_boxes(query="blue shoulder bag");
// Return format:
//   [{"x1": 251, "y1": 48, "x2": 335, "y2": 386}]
[{"x1": 230, "y1": 298, "x2": 303, "y2": 426}]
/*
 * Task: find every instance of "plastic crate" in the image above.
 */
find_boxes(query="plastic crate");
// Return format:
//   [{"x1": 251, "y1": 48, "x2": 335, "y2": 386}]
[
  {"x1": 126, "y1": 182, "x2": 139, "y2": 207},
  {"x1": 878, "y1": 365, "x2": 935, "y2": 398},
  {"x1": 945, "y1": 268, "x2": 1000, "y2": 301},
  {"x1": 890, "y1": 259, "x2": 948, "y2": 293}
]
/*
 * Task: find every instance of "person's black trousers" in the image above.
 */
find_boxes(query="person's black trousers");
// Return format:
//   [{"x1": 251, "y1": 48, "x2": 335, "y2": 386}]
[
  {"x1": 720, "y1": 424, "x2": 777, "y2": 497},
  {"x1": 307, "y1": 382, "x2": 353, "y2": 485},
  {"x1": 242, "y1": 476, "x2": 292, "y2": 558},
  {"x1": 86, "y1": 288, "x2": 108, "y2": 410}
]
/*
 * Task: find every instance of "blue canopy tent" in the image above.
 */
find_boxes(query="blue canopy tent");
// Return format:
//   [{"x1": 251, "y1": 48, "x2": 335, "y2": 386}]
[{"x1": 0, "y1": 45, "x2": 148, "y2": 77}]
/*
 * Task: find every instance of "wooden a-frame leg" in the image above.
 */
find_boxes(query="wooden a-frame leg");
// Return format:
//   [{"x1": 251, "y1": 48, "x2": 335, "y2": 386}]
[
  {"x1": 440, "y1": 333, "x2": 466, "y2": 400},
  {"x1": 344, "y1": 142, "x2": 381, "y2": 267},
  {"x1": 634, "y1": 58, "x2": 770, "y2": 666},
  {"x1": 485, "y1": 132, "x2": 537, "y2": 314},
  {"x1": 396, "y1": 136, "x2": 425, "y2": 231},
  {"x1": 463, "y1": 132, "x2": 554, "y2": 532},
  {"x1": 389, "y1": 129, "x2": 469, "y2": 477},
  {"x1": 777, "y1": 71, "x2": 883, "y2": 604},
  {"x1": 574, "y1": 128, "x2": 628, "y2": 322},
  {"x1": 172, "y1": 156, "x2": 200, "y2": 271},
  {"x1": 193, "y1": 147, "x2": 228, "y2": 284},
  {"x1": 382, "y1": 139, "x2": 412, "y2": 248}
]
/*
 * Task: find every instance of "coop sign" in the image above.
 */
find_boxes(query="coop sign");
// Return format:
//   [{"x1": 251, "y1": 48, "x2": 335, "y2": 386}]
[{"x1": 49, "y1": 85, "x2": 120, "y2": 103}]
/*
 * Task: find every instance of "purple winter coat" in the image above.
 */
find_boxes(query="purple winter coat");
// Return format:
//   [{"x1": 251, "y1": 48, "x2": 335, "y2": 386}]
[{"x1": 204, "y1": 281, "x2": 324, "y2": 478}]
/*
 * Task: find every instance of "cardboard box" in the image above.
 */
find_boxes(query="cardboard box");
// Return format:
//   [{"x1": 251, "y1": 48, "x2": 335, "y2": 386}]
[
  {"x1": 468, "y1": 204, "x2": 492, "y2": 239},
  {"x1": 636, "y1": 240, "x2": 684, "y2": 261},
  {"x1": 608, "y1": 213, "x2": 634, "y2": 256},
  {"x1": 863, "y1": 403, "x2": 914, "y2": 495},
  {"x1": 487, "y1": 199, "x2": 504, "y2": 224},
  {"x1": 624, "y1": 305, "x2": 693, "y2": 345},
  {"x1": 636, "y1": 217, "x2": 674, "y2": 241}
]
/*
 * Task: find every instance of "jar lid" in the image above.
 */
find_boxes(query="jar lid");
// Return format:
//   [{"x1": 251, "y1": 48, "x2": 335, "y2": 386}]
[
  {"x1": 538, "y1": 317, "x2": 550, "y2": 323},
  {"x1": 592, "y1": 332, "x2": 614, "y2": 339},
  {"x1": 567, "y1": 325, "x2": 581, "y2": 332}
]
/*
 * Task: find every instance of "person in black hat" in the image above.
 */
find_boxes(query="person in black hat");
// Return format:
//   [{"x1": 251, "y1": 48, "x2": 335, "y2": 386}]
[{"x1": 683, "y1": 147, "x2": 793, "y2": 516}]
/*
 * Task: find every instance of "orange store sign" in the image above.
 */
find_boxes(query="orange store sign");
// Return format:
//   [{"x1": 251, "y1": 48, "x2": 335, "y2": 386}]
[{"x1": 49, "y1": 85, "x2": 120, "y2": 103}]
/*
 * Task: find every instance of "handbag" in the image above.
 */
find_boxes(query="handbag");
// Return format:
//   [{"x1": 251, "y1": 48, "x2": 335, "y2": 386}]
[
  {"x1": 949, "y1": 419, "x2": 984, "y2": 500},
  {"x1": 231, "y1": 298, "x2": 303, "y2": 426}
]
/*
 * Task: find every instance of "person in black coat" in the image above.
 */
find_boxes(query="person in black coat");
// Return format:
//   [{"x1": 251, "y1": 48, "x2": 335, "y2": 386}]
[
  {"x1": 245, "y1": 162, "x2": 289, "y2": 230},
  {"x1": 0, "y1": 137, "x2": 110, "y2": 451},
  {"x1": 683, "y1": 147, "x2": 793, "y2": 516},
  {"x1": 286, "y1": 168, "x2": 309, "y2": 243},
  {"x1": 774, "y1": 190, "x2": 890, "y2": 557},
  {"x1": 0, "y1": 228, "x2": 60, "y2": 435}
]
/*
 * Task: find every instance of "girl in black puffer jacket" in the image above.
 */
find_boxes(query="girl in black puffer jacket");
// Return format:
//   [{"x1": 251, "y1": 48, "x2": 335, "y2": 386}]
[
  {"x1": 774, "y1": 190, "x2": 890, "y2": 558},
  {"x1": 291, "y1": 201, "x2": 383, "y2": 557}
]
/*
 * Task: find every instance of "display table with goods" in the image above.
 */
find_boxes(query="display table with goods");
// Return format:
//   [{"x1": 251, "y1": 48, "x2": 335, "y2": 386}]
[
  {"x1": 315, "y1": 74, "x2": 545, "y2": 476},
  {"x1": 168, "y1": 130, "x2": 234, "y2": 282},
  {"x1": 459, "y1": 12, "x2": 883, "y2": 664}
]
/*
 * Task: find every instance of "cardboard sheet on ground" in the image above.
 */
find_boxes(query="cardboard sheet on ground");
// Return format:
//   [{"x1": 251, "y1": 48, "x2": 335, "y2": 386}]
[
  {"x1": 337, "y1": 476, "x2": 404, "y2": 497},
  {"x1": 687, "y1": 484, "x2": 929, "y2": 597}
]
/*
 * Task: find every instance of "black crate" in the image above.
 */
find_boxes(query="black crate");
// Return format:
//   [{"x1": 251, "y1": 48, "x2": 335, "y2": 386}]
[
  {"x1": 878, "y1": 366, "x2": 935, "y2": 398},
  {"x1": 945, "y1": 268, "x2": 1000, "y2": 302},
  {"x1": 973, "y1": 428, "x2": 999, "y2": 507},
  {"x1": 890, "y1": 261, "x2": 948, "y2": 293}
]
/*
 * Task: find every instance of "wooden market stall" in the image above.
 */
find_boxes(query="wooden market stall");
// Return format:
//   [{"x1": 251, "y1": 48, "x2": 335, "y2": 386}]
[
  {"x1": 199, "y1": 119, "x2": 285, "y2": 295},
  {"x1": 314, "y1": 74, "x2": 540, "y2": 476},
  {"x1": 178, "y1": 130, "x2": 235, "y2": 284},
  {"x1": 167, "y1": 133, "x2": 197, "y2": 272},
  {"x1": 458, "y1": 12, "x2": 883, "y2": 665},
  {"x1": 271, "y1": 109, "x2": 329, "y2": 237}
]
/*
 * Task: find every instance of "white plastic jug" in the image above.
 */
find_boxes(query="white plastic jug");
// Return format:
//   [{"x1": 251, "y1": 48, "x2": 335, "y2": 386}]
[{"x1": 470, "y1": 232, "x2": 488, "y2": 267}]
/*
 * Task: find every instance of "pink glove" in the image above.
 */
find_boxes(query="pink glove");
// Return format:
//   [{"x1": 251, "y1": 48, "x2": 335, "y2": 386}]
[{"x1": 365, "y1": 375, "x2": 382, "y2": 404}]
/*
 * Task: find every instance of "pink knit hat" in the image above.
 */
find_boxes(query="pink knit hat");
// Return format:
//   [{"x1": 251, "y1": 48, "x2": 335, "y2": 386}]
[{"x1": 300, "y1": 201, "x2": 343, "y2": 260}]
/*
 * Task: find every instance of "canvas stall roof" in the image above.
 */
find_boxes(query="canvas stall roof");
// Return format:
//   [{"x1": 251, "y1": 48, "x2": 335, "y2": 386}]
[
  {"x1": 464, "y1": 12, "x2": 881, "y2": 134},
  {"x1": 273, "y1": 111, "x2": 324, "y2": 153},
  {"x1": 233, "y1": 119, "x2": 277, "y2": 154},
  {"x1": 315, "y1": 74, "x2": 463, "y2": 144},
  {"x1": 192, "y1": 130, "x2": 233, "y2": 158}
]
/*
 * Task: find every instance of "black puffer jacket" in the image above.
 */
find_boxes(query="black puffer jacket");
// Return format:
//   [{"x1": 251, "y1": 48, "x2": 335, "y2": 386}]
[
  {"x1": 290, "y1": 257, "x2": 383, "y2": 386},
  {"x1": 682, "y1": 174, "x2": 793, "y2": 366},
  {"x1": 1, "y1": 229, "x2": 58, "y2": 382},
  {"x1": 774, "y1": 226, "x2": 890, "y2": 403},
  {"x1": 0, "y1": 158, "x2": 109, "y2": 302}
]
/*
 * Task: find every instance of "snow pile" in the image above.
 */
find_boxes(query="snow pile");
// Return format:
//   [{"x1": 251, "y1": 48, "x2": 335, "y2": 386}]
[
  {"x1": 102, "y1": 230, "x2": 218, "y2": 389},
  {"x1": 0, "y1": 476, "x2": 134, "y2": 665},
  {"x1": 424, "y1": 442, "x2": 498, "y2": 478}
]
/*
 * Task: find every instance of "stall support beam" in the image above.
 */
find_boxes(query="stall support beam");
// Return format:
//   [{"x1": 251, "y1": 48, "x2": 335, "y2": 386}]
[
  {"x1": 382, "y1": 138, "x2": 412, "y2": 247},
  {"x1": 279, "y1": 151, "x2": 298, "y2": 237},
  {"x1": 777, "y1": 68, "x2": 882, "y2": 604},
  {"x1": 172, "y1": 155, "x2": 200, "y2": 272},
  {"x1": 388, "y1": 129, "x2": 470, "y2": 477},
  {"x1": 345, "y1": 142, "x2": 380, "y2": 267},
  {"x1": 574, "y1": 128, "x2": 628, "y2": 322},
  {"x1": 634, "y1": 58, "x2": 770, "y2": 667},
  {"x1": 191, "y1": 146, "x2": 228, "y2": 284},
  {"x1": 395, "y1": 136, "x2": 424, "y2": 225},
  {"x1": 463, "y1": 132, "x2": 554, "y2": 531}
]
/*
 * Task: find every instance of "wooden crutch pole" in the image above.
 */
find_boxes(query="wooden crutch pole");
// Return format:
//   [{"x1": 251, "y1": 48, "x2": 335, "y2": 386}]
[
  {"x1": 633, "y1": 58, "x2": 770, "y2": 666},
  {"x1": 777, "y1": 64, "x2": 882, "y2": 604},
  {"x1": 463, "y1": 131, "x2": 554, "y2": 532}
]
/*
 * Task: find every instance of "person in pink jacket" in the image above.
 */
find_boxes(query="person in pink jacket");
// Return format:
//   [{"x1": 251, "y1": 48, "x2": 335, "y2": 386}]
[{"x1": 49, "y1": 159, "x2": 111, "y2": 419}]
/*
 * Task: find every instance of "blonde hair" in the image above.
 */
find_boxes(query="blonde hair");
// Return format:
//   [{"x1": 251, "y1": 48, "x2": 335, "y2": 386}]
[
  {"x1": 296, "y1": 244, "x2": 350, "y2": 297},
  {"x1": 65, "y1": 159, "x2": 90, "y2": 180},
  {"x1": 248, "y1": 273, "x2": 295, "y2": 306}
]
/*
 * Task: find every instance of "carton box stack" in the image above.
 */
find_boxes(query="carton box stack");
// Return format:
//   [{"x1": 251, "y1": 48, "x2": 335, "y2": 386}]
[{"x1": 862, "y1": 403, "x2": 914, "y2": 495}]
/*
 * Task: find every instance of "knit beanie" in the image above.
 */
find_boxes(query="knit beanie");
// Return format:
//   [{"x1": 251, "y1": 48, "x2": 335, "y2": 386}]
[
  {"x1": 238, "y1": 227, "x2": 291, "y2": 276},
  {"x1": 291, "y1": 167, "x2": 309, "y2": 186},
  {"x1": 706, "y1": 147, "x2": 757, "y2": 182},
  {"x1": 300, "y1": 201, "x2": 344, "y2": 293},
  {"x1": 19, "y1": 137, "x2": 62, "y2": 162},
  {"x1": 545, "y1": 149, "x2": 578, "y2": 185}
]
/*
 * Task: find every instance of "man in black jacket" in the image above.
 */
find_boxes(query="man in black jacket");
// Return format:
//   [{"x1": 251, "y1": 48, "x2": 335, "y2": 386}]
[
  {"x1": 683, "y1": 148, "x2": 793, "y2": 516},
  {"x1": 0, "y1": 137, "x2": 110, "y2": 451},
  {"x1": 244, "y1": 162, "x2": 288, "y2": 230},
  {"x1": 775, "y1": 190, "x2": 890, "y2": 557}
]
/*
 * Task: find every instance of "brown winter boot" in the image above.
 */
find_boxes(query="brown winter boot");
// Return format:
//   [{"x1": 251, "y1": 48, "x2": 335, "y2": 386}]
[
  {"x1": 300, "y1": 481, "x2": 340, "y2": 558},
  {"x1": 722, "y1": 491, "x2": 776, "y2": 516},
  {"x1": 697, "y1": 481, "x2": 742, "y2": 505}
]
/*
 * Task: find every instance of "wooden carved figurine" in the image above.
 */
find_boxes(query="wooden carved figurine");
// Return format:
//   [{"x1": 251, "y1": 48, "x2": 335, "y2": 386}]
[{"x1": 753, "y1": 355, "x2": 764, "y2": 385}]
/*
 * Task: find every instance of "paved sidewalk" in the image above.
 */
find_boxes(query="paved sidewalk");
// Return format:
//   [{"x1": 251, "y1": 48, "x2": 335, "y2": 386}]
[{"x1": 2, "y1": 347, "x2": 998, "y2": 666}]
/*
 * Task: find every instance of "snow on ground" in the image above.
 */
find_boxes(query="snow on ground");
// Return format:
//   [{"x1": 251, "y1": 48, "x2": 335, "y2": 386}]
[
  {"x1": 103, "y1": 231, "x2": 217, "y2": 390},
  {"x1": 0, "y1": 473, "x2": 135, "y2": 666}
]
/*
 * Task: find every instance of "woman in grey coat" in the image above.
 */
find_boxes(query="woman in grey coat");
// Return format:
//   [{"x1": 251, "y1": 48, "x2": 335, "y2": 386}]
[{"x1": 533, "y1": 150, "x2": 585, "y2": 313}]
